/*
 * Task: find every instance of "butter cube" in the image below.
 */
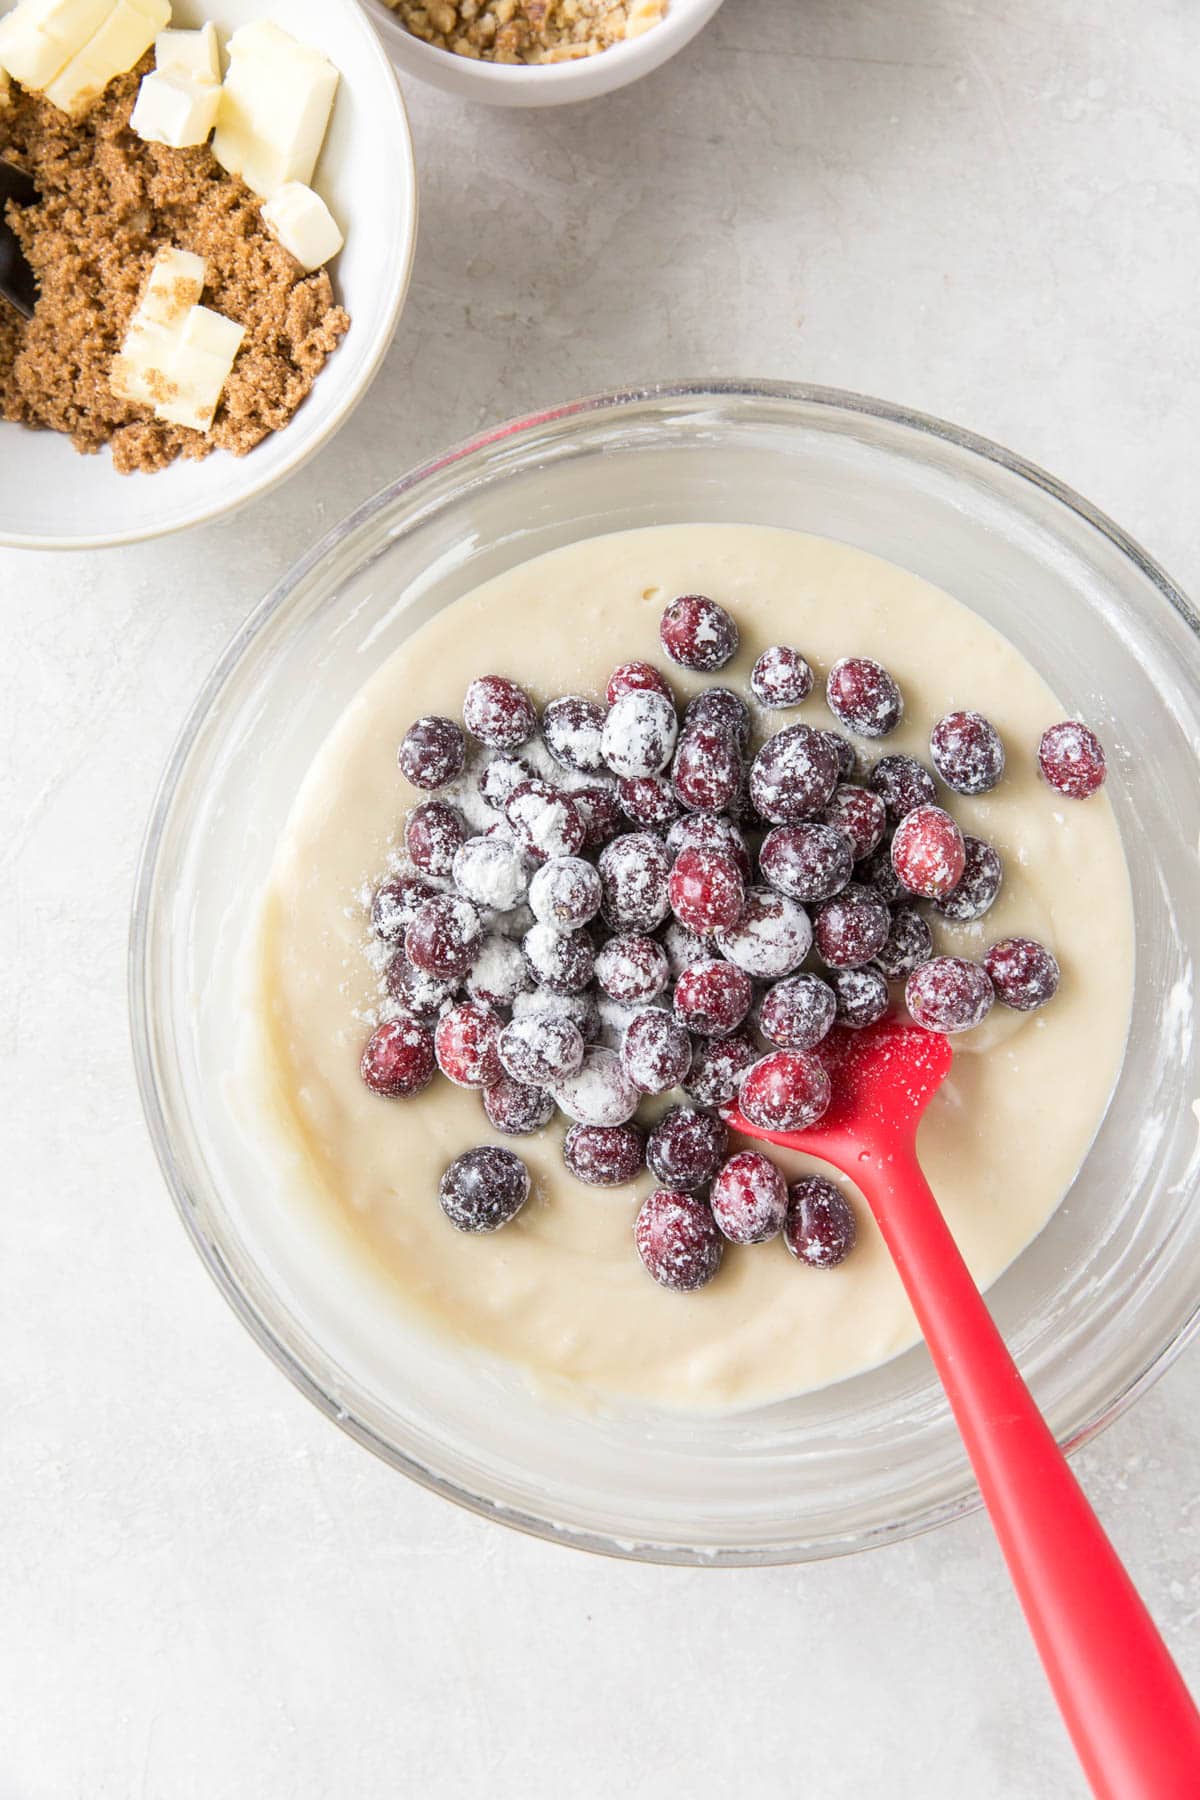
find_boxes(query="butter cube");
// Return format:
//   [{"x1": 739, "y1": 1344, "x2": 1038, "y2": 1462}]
[
  {"x1": 44, "y1": 0, "x2": 170, "y2": 116},
  {"x1": 111, "y1": 246, "x2": 206, "y2": 406},
  {"x1": 0, "y1": 0, "x2": 111, "y2": 90},
  {"x1": 213, "y1": 21, "x2": 338, "y2": 200},
  {"x1": 154, "y1": 20, "x2": 220, "y2": 84},
  {"x1": 131, "y1": 68, "x2": 220, "y2": 146},
  {"x1": 261, "y1": 181, "x2": 343, "y2": 272},
  {"x1": 154, "y1": 303, "x2": 244, "y2": 431}
]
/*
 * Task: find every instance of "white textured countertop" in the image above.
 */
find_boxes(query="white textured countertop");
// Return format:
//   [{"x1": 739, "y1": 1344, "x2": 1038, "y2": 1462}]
[{"x1": 3, "y1": 2, "x2": 1198, "y2": 1794}]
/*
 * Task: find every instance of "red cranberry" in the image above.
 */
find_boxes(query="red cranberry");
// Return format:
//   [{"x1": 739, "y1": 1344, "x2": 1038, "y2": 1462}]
[
  {"x1": 857, "y1": 840, "x2": 905, "y2": 904},
  {"x1": 405, "y1": 801, "x2": 467, "y2": 876},
  {"x1": 398, "y1": 715, "x2": 466, "y2": 790},
  {"x1": 822, "y1": 784, "x2": 886, "y2": 861},
  {"x1": 462, "y1": 676, "x2": 536, "y2": 749},
  {"x1": 726, "y1": 765, "x2": 766, "y2": 831},
  {"x1": 595, "y1": 934, "x2": 669, "y2": 1004},
  {"x1": 621, "y1": 1008, "x2": 692, "y2": 1094},
  {"x1": 635, "y1": 1189, "x2": 724, "y2": 1292},
  {"x1": 439, "y1": 1146, "x2": 530, "y2": 1232},
  {"x1": 906, "y1": 956, "x2": 994, "y2": 1032},
  {"x1": 672, "y1": 725, "x2": 743, "y2": 813},
  {"x1": 682, "y1": 686, "x2": 750, "y2": 749},
  {"x1": 477, "y1": 752, "x2": 534, "y2": 811},
  {"x1": 542, "y1": 695, "x2": 607, "y2": 774},
  {"x1": 668, "y1": 846, "x2": 746, "y2": 935},
  {"x1": 359, "y1": 1017, "x2": 436, "y2": 1097},
  {"x1": 434, "y1": 1002, "x2": 503, "y2": 1088},
  {"x1": 646, "y1": 1104, "x2": 728, "y2": 1188},
  {"x1": 758, "y1": 973, "x2": 836, "y2": 1050},
  {"x1": 869, "y1": 753, "x2": 937, "y2": 823},
  {"x1": 522, "y1": 922, "x2": 595, "y2": 994},
  {"x1": 512, "y1": 986, "x2": 601, "y2": 1044},
  {"x1": 818, "y1": 729, "x2": 858, "y2": 781},
  {"x1": 759, "y1": 822, "x2": 853, "y2": 903},
  {"x1": 404, "y1": 894, "x2": 483, "y2": 980},
  {"x1": 482, "y1": 1074, "x2": 555, "y2": 1136},
  {"x1": 570, "y1": 784, "x2": 623, "y2": 850},
  {"x1": 1038, "y1": 721, "x2": 1108, "y2": 799},
  {"x1": 751, "y1": 645, "x2": 814, "y2": 708},
  {"x1": 831, "y1": 966, "x2": 890, "y2": 1030},
  {"x1": 553, "y1": 1046, "x2": 641, "y2": 1126},
  {"x1": 931, "y1": 710, "x2": 1005, "y2": 794},
  {"x1": 465, "y1": 934, "x2": 532, "y2": 1010},
  {"x1": 371, "y1": 873, "x2": 435, "y2": 943},
  {"x1": 666, "y1": 812, "x2": 751, "y2": 880},
  {"x1": 749, "y1": 724, "x2": 840, "y2": 824},
  {"x1": 607, "y1": 660, "x2": 674, "y2": 705},
  {"x1": 384, "y1": 952, "x2": 457, "y2": 1023},
  {"x1": 984, "y1": 937, "x2": 1061, "y2": 1011},
  {"x1": 505, "y1": 779, "x2": 585, "y2": 860},
  {"x1": 499, "y1": 1011, "x2": 584, "y2": 1086},
  {"x1": 812, "y1": 883, "x2": 891, "y2": 969},
  {"x1": 601, "y1": 690, "x2": 678, "y2": 780},
  {"x1": 785, "y1": 1175, "x2": 857, "y2": 1267},
  {"x1": 934, "y1": 836, "x2": 1003, "y2": 923},
  {"x1": 711, "y1": 1151, "x2": 789, "y2": 1245},
  {"x1": 872, "y1": 906, "x2": 933, "y2": 981},
  {"x1": 673, "y1": 959, "x2": 753, "y2": 1036},
  {"x1": 826, "y1": 657, "x2": 903, "y2": 737},
  {"x1": 891, "y1": 805, "x2": 966, "y2": 900},
  {"x1": 684, "y1": 1029, "x2": 757, "y2": 1107},
  {"x1": 740, "y1": 1051, "x2": 832, "y2": 1132},
  {"x1": 716, "y1": 886, "x2": 812, "y2": 979},
  {"x1": 563, "y1": 1122, "x2": 645, "y2": 1186},
  {"x1": 659, "y1": 594, "x2": 739, "y2": 672},
  {"x1": 452, "y1": 832, "x2": 527, "y2": 909},
  {"x1": 598, "y1": 833, "x2": 672, "y2": 931},
  {"x1": 527, "y1": 855, "x2": 602, "y2": 928},
  {"x1": 618, "y1": 774, "x2": 683, "y2": 829}
]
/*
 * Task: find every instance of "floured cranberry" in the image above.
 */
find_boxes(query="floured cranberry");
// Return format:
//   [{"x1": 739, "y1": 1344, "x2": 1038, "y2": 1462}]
[
  {"x1": 872, "y1": 906, "x2": 933, "y2": 981},
  {"x1": 831, "y1": 966, "x2": 890, "y2": 1030},
  {"x1": 906, "y1": 956, "x2": 994, "y2": 1032},
  {"x1": 751, "y1": 645, "x2": 814, "y2": 708},
  {"x1": 527, "y1": 855, "x2": 602, "y2": 928},
  {"x1": 434, "y1": 1002, "x2": 503, "y2": 1088},
  {"x1": 512, "y1": 985, "x2": 602, "y2": 1044},
  {"x1": 483, "y1": 1074, "x2": 555, "y2": 1136},
  {"x1": 750, "y1": 724, "x2": 840, "y2": 824},
  {"x1": 571, "y1": 784, "x2": 623, "y2": 850},
  {"x1": 683, "y1": 686, "x2": 750, "y2": 749},
  {"x1": 759, "y1": 822, "x2": 853, "y2": 903},
  {"x1": 673, "y1": 959, "x2": 753, "y2": 1036},
  {"x1": 813, "y1": 882, "x2": 891, "y2": 969},
  {"x1": 618, "y1": 774, "x2": 683, "y2": 829},
  {"x1": 669, "y1": 846, "x2": 746, "y2": 935},
  {"x1": 660, "y1": 594, "x2": 739, "y2": 672},
  {"x1": 635, "y1": 1189, "x2": 723, "y2": 1292},
  {"x1": 984, "y1": 937, "x2": 1061, "y2": 1011},
  {"x1": 857, "y1": 841, "x2": 905, "y2": 904},
  {"x1": 934, "y1": 835, "x2": 1003, "y2": 923},
  {"x1": 622, "y1": 1008, "x2": 692, "y2": 1094},
  {"x1": 726, "y1": 766, "x2": 766, "y2": 831},
  {"x1": 452, "y1": 833, "x2": 528, "y2": 909},
  {"x1": 462, "y1": 676, "x2": 536, "y2": 749},
  {"x1": 607, "y1": 660, "x2": 673, "y2": 705},
  {"x1": 371, "y1": 873, "x2": 435, "y2": 943},
  {"x1": 818, "y1": 729, "x2": 858, "y2": 781},
  {"x1": 1038, "y1": 721, "x2": 1108, "y2": 799},
  {"x1": 601, "y1": 690, "x2": 678, "y2": 780},
  {"x1": 869, "y1": 753, "x2": 937, "y2": 823},
  {"x1": 477, "y1": 752, "x2": 534, "y2": 811},
  {"x1": 598, "y1": 832, "x2": 672, "y2": 931},
  {"x1": 710, "y1": 1151, "x2": 789, "y2": 1245},
  {"x1": 740, "y1": 1051, "x2": 832, "y2": 1131},
  {"x1": 822, "y1": 784, "x2": 886, "y2": 861},
  {"x1": 672, "y1": 725, "x2": 743, "y2": 814},
  {"x1": 499, "y1": 1011, "x2": 584, "y2": 1086},
  {"x1": 505, "y1": 780, "x2": 585, "y2": 861},
  {"x1": 385, "y1": 952, "x2": 457, "y2": 1023},
  {"x1": 785, "y1": 1175, "x2": 857, "y2": 1267},
  {"x1": 398, "y1": 715, "x2": 466, "y2": 790},
  {"x1": 564, "y1": 1122, "x2": 645, "y2": 1186},
  {"x1": 661, "y1": 917, "x2": 708, "y2": 977},
  {"x1": 405, "y1": 801, "x2": 467, "y2": 876},
  {"x1": 595, "y1": 934, "x2": 669, "y2": 1004},
  {"x1": 647, "y1": 1105, "x2": 728, "y2": 1188},
  {"x1": 891, "y1": 805, "x2": 966, "y2": 900},
  {"x1": 523, "y1": 922, "x2": 595, "y2": 994},
  {"x1": 758, "y1": 973, "x2": 836, "y2": 1050},
  {"x1": 405, "y1": 894, "x2": 482, "y2": 980},
  {"x1": 360, "y1": 1017, "x2": 436, "y2": 1098},
  {"x1": 553, "y1": 1046, "x2": 641, "y2": 1126},
  {"x1": 465, "y1": 934, "x2": 532, "y2": 1010},
  {"x1": 931, "y1": 710, "x2": 1005, "y2": 795},
  {"x1": 716, "y1": 886, "x2": 812, "y2": 979},
  {"x1": 684, "y1": 1029, "x2": 757, "y2": 1107},
  {"x1": 826, "y1": 657, "x2": 903, "y2": 737},
  {"x1": 667, "y1": 812, "x2": 752, "y2": 881},
  {"x1": 439, "y1": 1146, "x2": 530, "y2": 1232},
  {"x1": 542, "y1": 695, "x2": 607, "y2": 774}
]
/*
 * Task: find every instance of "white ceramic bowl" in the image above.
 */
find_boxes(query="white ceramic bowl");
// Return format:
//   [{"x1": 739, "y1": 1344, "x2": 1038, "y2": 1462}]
[
  {"x1": 368, "y1": 0, "x2": 724, "y2": 107},
  {"x1": 0, "y1": 0, "x2": 417, "y2": 550}
]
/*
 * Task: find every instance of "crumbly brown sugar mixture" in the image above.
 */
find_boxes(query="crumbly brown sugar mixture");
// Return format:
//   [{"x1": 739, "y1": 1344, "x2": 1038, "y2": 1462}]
[
  {"x1": 0, "y1": 64, "x2": 349, "y2": 474},
  {"x1": 389, "y1": 0, "x2": 664, "y2": 63}
]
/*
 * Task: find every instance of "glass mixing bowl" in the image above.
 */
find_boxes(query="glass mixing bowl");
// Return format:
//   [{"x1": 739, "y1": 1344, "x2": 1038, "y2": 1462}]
[{"x1": 130, "y1": 382, "x2": 1200, "y2": 1565}]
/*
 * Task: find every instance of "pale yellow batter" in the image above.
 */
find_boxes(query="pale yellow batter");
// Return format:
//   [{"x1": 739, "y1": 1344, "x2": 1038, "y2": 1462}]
[{"x1": 253, "y1": 525, "x2": 1133, "y2": 1409}]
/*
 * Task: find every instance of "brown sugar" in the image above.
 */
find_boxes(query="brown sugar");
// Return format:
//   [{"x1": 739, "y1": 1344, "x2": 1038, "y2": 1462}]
[
  {"x1": 0, "y1": 62, "x2": 349, "y2": 475},
  {"x1": 388, "y1": 0, "x2": 665, "y2": 64}
]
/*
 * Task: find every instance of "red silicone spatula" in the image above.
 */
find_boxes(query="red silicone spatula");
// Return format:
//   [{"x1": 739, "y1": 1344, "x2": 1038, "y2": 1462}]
[{"x1": 723, "y1": 1017, "x2": 1200, "y2": 1800}]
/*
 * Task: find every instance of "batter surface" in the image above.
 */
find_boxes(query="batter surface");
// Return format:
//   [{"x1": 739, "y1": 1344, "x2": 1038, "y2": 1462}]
[{"x1": 254, "y1": 524, "x2": 1133, "y2": 1409}]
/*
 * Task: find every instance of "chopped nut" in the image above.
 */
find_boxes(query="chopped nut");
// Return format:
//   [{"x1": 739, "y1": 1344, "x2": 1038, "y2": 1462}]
[{"x1": 386, "y1": 0, "x2": 665, "y2": 62}]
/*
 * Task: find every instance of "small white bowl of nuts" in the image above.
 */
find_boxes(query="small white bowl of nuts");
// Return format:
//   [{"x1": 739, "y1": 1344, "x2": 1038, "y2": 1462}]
[{"x1": 368, "y1": 0, "x2": 725, "y2": 107}]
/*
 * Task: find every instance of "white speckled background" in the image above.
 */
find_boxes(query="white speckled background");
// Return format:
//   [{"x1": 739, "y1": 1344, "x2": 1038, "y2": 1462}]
[{"x1": 2, "y1": 2, "x2": 1198, "y2": 1793}]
